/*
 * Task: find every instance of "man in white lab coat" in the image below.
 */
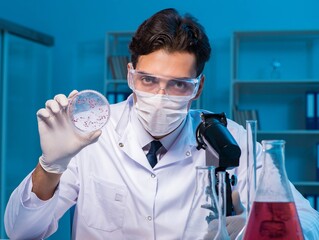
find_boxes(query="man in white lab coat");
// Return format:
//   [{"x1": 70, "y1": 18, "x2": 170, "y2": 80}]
[{"x1": 5, "y1": 8, "x2": 319, "y2": 240}]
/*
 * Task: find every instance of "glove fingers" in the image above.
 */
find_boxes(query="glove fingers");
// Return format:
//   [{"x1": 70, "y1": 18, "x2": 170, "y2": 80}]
[
  {"x1": 37, "y1": 94, "x2": 68, "y2": 122},
  {"x1": 37, "y1": 107, "x2": 55, "y2": 126},
  {"x1": 54, "y1": 94, "x2": 69, "y2": 108},
  {"x1": 37, "y1": 99, "x2": 69, "y2": 131},
  {"x1": 68, "y1": 90, "x2": 78, "y2": 99},
  {"x1": 37, "y1": 108, "x2": 51, "y2": 119},
  {"x1": 45, "y1": 99, "x2": 62, "y2": 115}
]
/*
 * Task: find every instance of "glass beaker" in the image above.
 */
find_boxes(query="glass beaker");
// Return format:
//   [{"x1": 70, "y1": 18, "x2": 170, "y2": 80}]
[
  {"x1": 243, "y1": 140, "x2": 304, "y2": 240},
  {"x1": 245, "y1": 120, "x2": 257, "y2": 214},
  {"x1": 183, "y1": 166, "x2": 230, "y2": 240},
  {"x1": 67, "y1": 90, "x2": 110, "y2": 132}
]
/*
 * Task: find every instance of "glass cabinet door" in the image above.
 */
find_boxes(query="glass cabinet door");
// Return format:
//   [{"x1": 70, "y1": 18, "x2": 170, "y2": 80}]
[
  {"x1": 0, "y1": 31, "x2": 54, "y2": 238},
  {"x1": 3, "y1": 31, "x2": 52, "y2": 197}
]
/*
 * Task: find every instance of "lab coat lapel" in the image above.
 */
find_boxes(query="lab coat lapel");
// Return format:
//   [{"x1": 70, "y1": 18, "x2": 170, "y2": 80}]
[
  {"x1": 119, "y1": 122, "x2": 152, "y2": 169},
  {"x1": 113, "y1": 98, "x2": 202, "y2": 169},
  {"x1": 155, "y1": 113, "x2": 199, "y2": 168},
  {"x1": 113, "y1": 97, "x2": 152, "y2": 169}
]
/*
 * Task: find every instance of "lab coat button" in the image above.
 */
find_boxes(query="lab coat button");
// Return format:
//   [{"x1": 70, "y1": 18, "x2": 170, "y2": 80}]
[
  {"x1": 147, "y1": 216, "x2": 152, "y2": 221},
  {"x1": 119, "y1": 142, "x2": 124, "y2": 147},
  {"x1": 151, "y1": 174, "x2": 156, "y2": 178},
  {"x1": 186, "y1": 151, "x2": 190, "y2": 156}
]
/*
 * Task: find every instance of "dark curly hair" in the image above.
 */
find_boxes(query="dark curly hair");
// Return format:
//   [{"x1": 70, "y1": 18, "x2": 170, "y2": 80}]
[{"x1": 129, "y1": 8, "x2": 211, "y2": 77}]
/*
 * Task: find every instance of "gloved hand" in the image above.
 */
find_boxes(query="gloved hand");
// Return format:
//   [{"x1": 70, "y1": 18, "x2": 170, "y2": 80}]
[
  {"x1": 203, "y1": 218, "x2": 219, "y2": 240},
  {"x1": 37, "y1": 90, "x2": 102, "y2": 174},
  {"x1": 204, "y1": 191, "x2": 246, "y2": 240},
  {"x1": 226, "y1": 191, "x2": 246, "y2": 239}
]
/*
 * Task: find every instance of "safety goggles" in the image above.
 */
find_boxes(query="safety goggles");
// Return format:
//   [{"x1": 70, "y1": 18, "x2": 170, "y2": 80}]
[{"x1": 128, "y1": 65, "x2": 201, "y2": 100}]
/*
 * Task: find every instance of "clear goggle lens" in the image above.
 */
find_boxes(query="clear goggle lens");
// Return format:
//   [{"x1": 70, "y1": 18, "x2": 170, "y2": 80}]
[{"x1": 128, "y1": 69, "x2": 201, "y2": 99}]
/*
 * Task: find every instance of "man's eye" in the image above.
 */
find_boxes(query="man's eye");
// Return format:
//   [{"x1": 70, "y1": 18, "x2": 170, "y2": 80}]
[
  {"x1": 176, "y1": 81, "x2": 187, "y2": 89},
  {"x1": 170, "y1": 80, "x2": 188, "y2": 89},
  {"x1": 140, "y1": 76, "x2": 157, "y2": 84}
]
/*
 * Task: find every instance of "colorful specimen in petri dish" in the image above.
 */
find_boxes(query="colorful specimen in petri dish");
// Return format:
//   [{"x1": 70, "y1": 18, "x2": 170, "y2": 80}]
[{"x1": 68, "y1": 90, "x2": 110, "y2": 132}]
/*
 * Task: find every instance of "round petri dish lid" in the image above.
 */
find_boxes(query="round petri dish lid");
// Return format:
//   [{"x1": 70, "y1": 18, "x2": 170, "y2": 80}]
[{"x1": 67, "y1": 90, "x2": 110, "y2": 132}]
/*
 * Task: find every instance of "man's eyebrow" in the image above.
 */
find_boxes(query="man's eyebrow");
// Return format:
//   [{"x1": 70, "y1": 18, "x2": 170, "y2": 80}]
[
  {"x1": 135, "y1": 69, "x2": 196, "y2": 80},
  {"x1": 135, "y1": 70, "x2": 153, "y2": 75},
  {"x1": 136, "y1": 71, "x2": 192, "y2": 80}
]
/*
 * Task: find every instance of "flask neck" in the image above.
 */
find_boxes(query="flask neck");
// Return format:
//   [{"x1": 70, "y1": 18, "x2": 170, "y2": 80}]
[
  {"x1": 262, "y1": 140, "x2": 286, "y2": 173},
  {"x1": 255, "y1": 140, "x2": 294, "y2": 202}
]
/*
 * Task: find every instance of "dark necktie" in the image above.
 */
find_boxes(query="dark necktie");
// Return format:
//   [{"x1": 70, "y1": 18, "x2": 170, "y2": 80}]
[{"x1": 146, "y1": 140, "x2": 162, "y2": 168}]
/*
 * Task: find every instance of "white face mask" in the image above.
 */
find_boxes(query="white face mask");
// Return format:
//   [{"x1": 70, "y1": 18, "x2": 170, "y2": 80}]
[{"x1": 134, "y1": 90, "x2": 190, "y2": 137}]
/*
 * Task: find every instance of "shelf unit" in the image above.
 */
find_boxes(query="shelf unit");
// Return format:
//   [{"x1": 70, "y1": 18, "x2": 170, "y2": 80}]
[
  {"x1": 230, "y1": 30, "x2": 319, "y2": 195},
  {"x1": 104, "y1": 31, "x2": 134, "y2": 104}
]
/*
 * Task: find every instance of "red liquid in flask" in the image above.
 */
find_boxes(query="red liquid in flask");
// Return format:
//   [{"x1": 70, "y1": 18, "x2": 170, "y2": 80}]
[{"x1": 244, "y1": 202, "x2": 304, "y2": 240}]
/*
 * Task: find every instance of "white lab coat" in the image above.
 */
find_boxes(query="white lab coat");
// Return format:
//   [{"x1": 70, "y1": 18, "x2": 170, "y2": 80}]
[{"x1": 5, "y1": 95, "x2": 319, "y2": 239}]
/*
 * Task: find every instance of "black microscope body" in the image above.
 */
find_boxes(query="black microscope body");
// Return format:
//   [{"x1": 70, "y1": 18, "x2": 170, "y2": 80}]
[{"x1": 196, "y1": 112, "x2": 241, "y2": 216}]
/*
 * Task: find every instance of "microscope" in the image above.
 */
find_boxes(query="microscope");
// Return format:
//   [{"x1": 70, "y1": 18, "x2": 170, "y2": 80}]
[{"x1": 196, "y1": 112, "x2": 241, "y2": 216}]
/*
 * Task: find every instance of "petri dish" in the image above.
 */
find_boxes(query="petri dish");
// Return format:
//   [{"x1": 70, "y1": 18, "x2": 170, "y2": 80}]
[{"x1": 67, "y1": 90, "x2": 110, "y2": 132}]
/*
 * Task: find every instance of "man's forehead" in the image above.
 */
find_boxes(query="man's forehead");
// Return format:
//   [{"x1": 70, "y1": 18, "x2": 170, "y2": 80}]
[{"x1": 136, "y1": 50, "x2": 197, "y2": 78}]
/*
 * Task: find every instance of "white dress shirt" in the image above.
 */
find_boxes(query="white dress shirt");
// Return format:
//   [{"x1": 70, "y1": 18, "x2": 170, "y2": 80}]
[{"x1": 5, "y1": 95, "x2": 319, "y2": 239}]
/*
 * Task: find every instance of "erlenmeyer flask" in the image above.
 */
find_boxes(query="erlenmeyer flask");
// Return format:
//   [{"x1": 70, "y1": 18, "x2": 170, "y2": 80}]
[
  {"x1": 183, "y1": 166, "x2": 230, "y2": 240},
  {"x1": 243, "y1": 140, "x2": 304, "y2": 240}
]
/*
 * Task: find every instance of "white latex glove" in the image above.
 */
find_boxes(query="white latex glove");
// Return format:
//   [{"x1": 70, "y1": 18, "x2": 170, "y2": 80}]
[
  {"x1": 226, "y1": 191, "x2": 246, "y2": 240},
  {"x1": 204, "y1": 218, "x2": 219, "y2": 240},
  {"x1": 204, "y1": 191, "x2": 246, "y2": 240},
  {"x1": 37, "y1": 90, "x2": 102, "y2": 174}
]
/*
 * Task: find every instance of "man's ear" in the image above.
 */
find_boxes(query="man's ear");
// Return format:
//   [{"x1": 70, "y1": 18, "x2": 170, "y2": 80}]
[{"x1": 193, "y1": 74, "x2": 205, "y2": 100}]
